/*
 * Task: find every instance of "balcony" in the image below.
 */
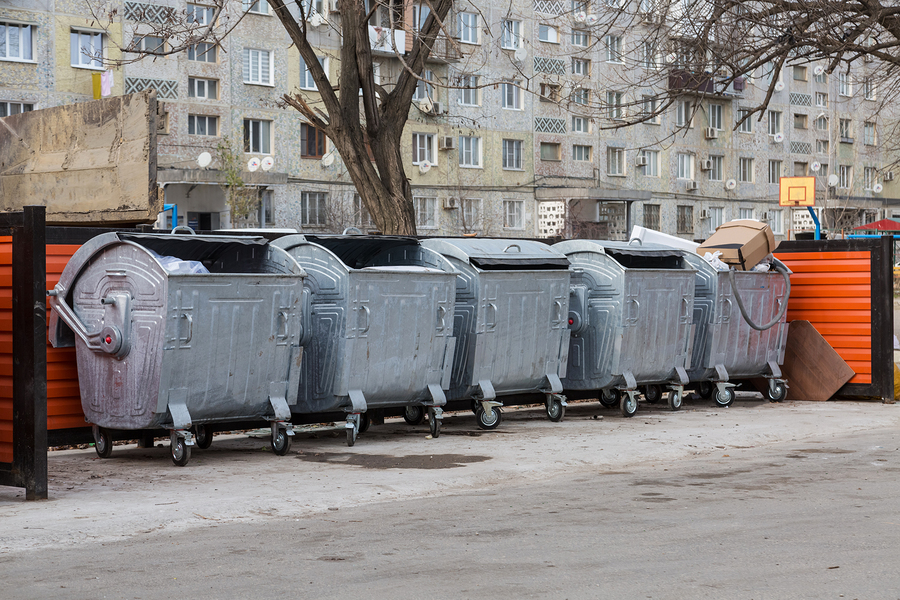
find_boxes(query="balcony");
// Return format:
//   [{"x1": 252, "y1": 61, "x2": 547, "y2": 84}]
[
  {"x1": 369, "y1": 25, "x2": 406, "y2": 55},
  {"x1": 424, "y1": 34, "x2": 462, "y2": 63},
  {"x1": 668, "y1": 69, "x2": 745, "y2": 99}
]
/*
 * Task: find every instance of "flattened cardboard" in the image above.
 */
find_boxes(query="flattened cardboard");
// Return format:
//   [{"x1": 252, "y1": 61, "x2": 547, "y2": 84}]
[
  {"x1": 781, "y1": 320, "x2": 855, "y2": 401},
  {"x1": 697, "y1": 219, "x2": 779, "y2": 271}
]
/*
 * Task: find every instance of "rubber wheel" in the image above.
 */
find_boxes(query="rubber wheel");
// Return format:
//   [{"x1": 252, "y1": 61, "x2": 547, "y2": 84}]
[
  {"x1": 471, "y1": 399, "x2": 480, "y2": 415},
  {"x1": 404, "y1": 405, "x2": 425, "y2": 426},
  {"x1": 715, "y1": 387, "x2": 735, "y2": 407},
  {"x1": 668, "y1": 388, "x2": 683, "y2": 411},
  {"x1": 697, "y1": 381, "x2": 713, "y2": 399},
  {"x1": 93, "y1": 427, "x2": 113, "y2": 459},
  {"x1": 171, "y1": 433, "x2": 190, "y2": 467},
  {"x1": 475, "y1": 405, "x2": 502, "y2": 430},
  {"x1": 358, "y1": 412, "x2": 370, "y2": 434},
  {"x1": 193, "y1": 425, "x2": 212, "y2": 450},
  {"x1": 620, "y1": 394, "x2": 638, "y2": 418},
  {"x1": 347, "y1": 424, "x2": 357, "y2": 447},
  {"x1": 643, "y1": 384, "x2": 662, "y2": 404},
  {"x1": 546, "y1": 398, "x2": 565, "y2": 422},
  {"x1": 271, "y1": 428, "x2": 291, "y2": 455},
  {"x1": 429, "y1": 413, "x2": 441, "y2": 438},
  {"x1": 768, "y1": 382, "x2": 787, "y2": 402},
  {"x1": 599, "y1": 388, "x2": 620, "y2": 408}
]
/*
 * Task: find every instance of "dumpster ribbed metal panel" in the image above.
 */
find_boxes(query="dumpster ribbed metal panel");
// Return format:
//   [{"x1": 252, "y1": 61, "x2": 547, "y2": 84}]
[
  {"x1": 684, "y1": 252, "x2": 791, "y2": 383},
  {"x1": 553, "y1": 240, "x2": 696, "y2": 391},
  {"x1": 48, "y1": 233, "x2": 305, "y2": 431},
  {"x1": 420, "y1": 239, "x2": 571, "y2": 400},
  {"x1": 271, "y1": 235, "x2": 457, "y2": 414}
]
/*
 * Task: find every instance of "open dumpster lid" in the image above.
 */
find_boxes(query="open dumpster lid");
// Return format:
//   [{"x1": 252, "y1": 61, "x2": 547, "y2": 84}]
[
  {"x1": 274, "y1": 234, "x2": 422, "y2": 269},
  {"x1": 421, "y1": 238, "x2": 570, "y2": 269},
  {"x1": 118, "y1": 233, "x2": 269, "y2": 262},
  {"x1": 553, "y1": 239, "x2": 689, "y2": 270}
]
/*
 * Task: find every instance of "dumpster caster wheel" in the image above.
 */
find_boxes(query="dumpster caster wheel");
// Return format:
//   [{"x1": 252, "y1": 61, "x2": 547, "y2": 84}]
[
  {"x1": 428, "y1": 409, "x2": 441, "y2": 438},
  {"x1": 271, "y1": 428, "x2": 291, "y2": 455},
  {"x1": 768, "y1": 382, "x2": 787, "y2": 402},
  {"x1": 471, "y1": 399, "x2": 480, "y2": 415},
  {"x1": 358, "y1": 412, "x2": 370, "y2": 434},
  {"x1": 93, "y1": 427, "x2": 113, "y2": 459},
  {"x1": 620, "y1": 392, "x2": 638, "y2": 418},
  {"x1": 599, "y1": 388, "x2": 620, "y2": 408},
  {"x1": 192, "y1": 425, "x2": 212, "y2": 450},
  {"x1": 546, "y1": 397, "x2": 565, "y2": 422},
  {"x1": 404, "y1": 405, "x2": 425, "y2": 426},
  {"x1": 668, "y1": 388, "x2": 683, "y2": 411},
  {"x1": 346, "y1": 416, "x2": 360, "y2": 447},
  {"x1": 697, "y1": 381, "x2": 713, "y2": 399},
  {"x1": 170, "y1": 433, "x2": 190, "y2": 467},
  {"x1": 643, "y1": 384, "x2": 662, "y2": 404},
  {"x1": 475, "y1": 405, "x2": 502, "y2": 430},
  {"x1": 715, "y1": 388, "x2": 735, "y2": 407}
]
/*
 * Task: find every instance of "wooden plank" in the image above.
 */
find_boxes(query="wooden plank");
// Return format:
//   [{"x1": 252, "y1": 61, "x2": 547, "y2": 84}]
[{"x1": 782, "y1": 321, "x2": 856, "y2": 401}]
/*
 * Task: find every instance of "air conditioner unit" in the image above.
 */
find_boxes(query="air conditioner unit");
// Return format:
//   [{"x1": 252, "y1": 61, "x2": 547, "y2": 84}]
[
  {"x1": 864, "y1": 54, "x2": 873, "y2": 63},
  {"x1": 430, "y1": 101, "x2": 444, "y2": 115},
  {"x1": 443, "y1": 196, "x2": 459, "y2": 210},
  {"x1": 439, "y1": 136, "x2": 456, "y2": 150},
  {"x1": 885, "y1": 171, "x2": 895, "y2": 181},
  {"x1": 700, "y1": 158, "x2": 713, "y2": 171},
  {"x1": 687, "y1": 181, "x2": 700, "y2": 191},
  {"x1": 329, "y1": 0, "x2": 340, "y2": 11},
  {"x1": 635, "y1": 156, "x2": 648, "y2": 167},
  {"x1": 699, "y1": 209, "x2": 710, "y2": 218},
  {"x1": 642, "y1": 13, "x2": 659, "y2": 25},
  {"x1": 705, "y1": 127, "x2": 718, "y2": 140}
]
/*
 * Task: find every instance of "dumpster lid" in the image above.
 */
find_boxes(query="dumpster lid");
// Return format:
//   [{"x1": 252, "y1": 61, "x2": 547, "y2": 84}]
[
  {"x1": 118, "y1": 233, "x2": 269, "y2": 262},
  {"x1": 599, "y1": 241, "x2": 686, "y2": 259},
  {"x1": 553, "y1": 240, "x2": 691, "y2": 270},
  {"x1": 421, "y1": 238, "x2": 570, "y2": 269},
  {"x1": 273, "y1": 234, "x2": 423, "y2": 269}
]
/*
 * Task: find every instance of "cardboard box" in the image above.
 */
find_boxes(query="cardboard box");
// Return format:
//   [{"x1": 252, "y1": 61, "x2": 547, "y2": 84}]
[{"x1": 697, "y1": 220, "x2": 779, "y2": 270}]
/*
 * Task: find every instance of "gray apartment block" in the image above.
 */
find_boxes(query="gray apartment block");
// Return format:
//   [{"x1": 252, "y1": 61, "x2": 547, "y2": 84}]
[{"x1": 1, "y1": 0, "x2": 897, "y2": 240}]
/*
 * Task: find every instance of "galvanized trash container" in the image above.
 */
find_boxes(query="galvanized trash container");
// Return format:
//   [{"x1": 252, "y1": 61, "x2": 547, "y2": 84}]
[
  {"x1": 682, "y1": 252, "x2": 791, "y2": 406},
  {"x1": 420, "y1": 239, "x2": 571, "y2": 429},
  {"x1": 271, "y1": 234, "x2": 458, "y2": 445},
  {"x1": 48, "y1": 232, "x2": 306, "y2": 465},
  {"x1": 552, "y1": 240, "x2": 697, "y2": 417}
]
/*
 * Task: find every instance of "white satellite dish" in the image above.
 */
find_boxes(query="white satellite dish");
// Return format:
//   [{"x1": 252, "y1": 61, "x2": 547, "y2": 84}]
[
  {"x1": 261, "y1": 156, "x2": 274, "y2": 171},
  {"x1": 513, "y1": 47, "x2": 527, "y2": 62},
  {"x1": 874, "y1": 183, "x2": 884, "y2": 193},
  {"x1": 309, "y1": 12, "x2": 326, "y2": 27},
  {"x1": 247, "y1": 157, "x2": 261, "y2": 172},
  {"x1": 574, "y1": 11, "x2": 586, "y2": 22},
  {"x1": 418, "y1": 161, "x2": 431, "y2": 174},
  {"x1": 813, "y1": 65, "x2": 825, "y2": 76},
  {"x1": 828, "y1": 173, "x2": 839, "y2": 187},
  {"x1": 321, "y1": 153, "x2": 335, "y2": 167},
  {"x1": 197, "y1": 151, "x2": 212, "y2": 168},
  {"x1": 725, "y1": 178, "x2": 737, "y2": 190},
  {"x1": 811, "y1": 161, "x2": 821, "y2": 172},
  {"x1": 773, "y1": 132, "x2": 785, "y2": 143},
  {"x1": 418, "y1": 97, "x2": 433, "y2": 113},
  {"x1": 585, "y1": 14, "x2": 599, "y2": 25},
  {"x1": 774, "y1": 81, "x2": 785, "y2": 91}
]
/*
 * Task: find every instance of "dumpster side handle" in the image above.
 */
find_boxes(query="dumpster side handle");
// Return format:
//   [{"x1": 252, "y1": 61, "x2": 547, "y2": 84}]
[{"x1": 47, "y1": 287, "x2": 133, "y2": 358}]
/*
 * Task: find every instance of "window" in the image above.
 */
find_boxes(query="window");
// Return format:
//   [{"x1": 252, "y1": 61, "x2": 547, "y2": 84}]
[
  {"x1": 459, "y1": 74, "x2": 479, "y2": 106},
  {"x1": 501, "y1": 81, "x2": 521, "y2": 109},
  {"x1": 1, "y1": 22, "x2": 34, "y2": 62},
  {"x1": 572, "y1": 116, "x2": 590, "y2": 134},
  {"x1": 353, "y1": 194, "x2": 374, "y2": 228},
  {"x1": 503, "y1": 200, "x2": 523, "y2": 229},
  {"x1": 839, "y1": 118, "x2": 852, "y2": 141},
  {"x1": 770, "y1": 209, "x2": 784, "y2": 235},
  {"x1": 607, "y1": 147, "x2": 625, "y2": 175},
  {"x1": 708, "y1": 103, "x2": 723, "y2": 130},
  {"x1": 131, "y1": 35, "x2": 164, "y2": 53},
  {"x1": 815, "y1": 115, "x2": 828, "y2": 130},
  {"x1": 677, "y1": 153, "x2": 693, "y2": 179},
  {"x1": 300, "y1": 123, "x2": 326, "y2": 158},
  {"x1": 300, "y1": 192, "x2": 327, "y2": 226},
  {"x1": 502, "y1": 139, "x2": 523, "y2": 170},
  {"x1": 794, "y1": 162, "x2": 808, "y2": 177},
  {"x1": 643, "y1": 204, "x2": 660, "y2": 230},
  {"x1": 839, "y1": 73, "x2": 852, "y2": 96},
  {"x1": 300, "y1": 0, "x2": 324, "y2": 17},
  {"x1": 640, "y1": 41, "x2": 659, "y2": 69},
  {"x1": 814, "y1": 68, "x2": 827, "y2": 84},
  {"x1": 412, "y1": 133, "x2": 434, "y2": 165},
  {"x1": 414, "y1": 196, "x2": 437, "y2": 228},
  {"x1": 677, "y1": 205, "x2": 693, "y2": 234},
  {"x1": 864, "y1": 121, "x2": 876, "y2": 145},
  {"x1": 793, "y1": 65, "x2": 807, "y2": 81},
  {"x1": 864, "y1": 78, "x2": 876, "y2": 100},
  {"x1": 572, "y1": 29, "x2": 589, "y2": 47},
  {"x1": 815, "y1": 92, "x2": 827, "y2": 107},
  {"x1": 70, "y1": 29, "x2": 104, "y2": 68},
  {"x1": 818, "y1": 162, "x2": 829, "y2": 177},
  {"x1": 188, "y1": 114, "x2": 218, "y2": 136},
  {"x1": 737, "y1": 108, "x2": 753, "y2": 133},
  {"x1": 540, "y1": 83, "x2": 561, "y2": 102},
  {"x1": 739, "y1": 157, "x2": 754, "y2": 182},
  {"x1": 709, "y1": 207, "x2": 724, "y2": 232},
  {"x1": 413, "y1": 70, "x2": 434, "y2": 101},
  {"x1": 0, "y1": 101, "x2": 33, "y2": 117},
  {"x1": 573, "y1": 145, "x2": 592, "y2": 162},
  {"x1": 642, "y1": 150, "x2": 659, "y2": 177},
  {"x1": 187, "y1": 3, "x2": 216, "y2": 25},
  {"x1": 605, "y1": 35, "x2": 622, "y2": 62},
  {"x1": 541, "y1": 142, "x2": 561, "y2": 161},
  {"x1": 768, "y1": 160, "x2": 782, "y2": 184},
  {"x1": 739, "y1": 208, "x2": 754, "y2": 220},
  {"x1": 606, "y1": 91, "x2": 623, "y2": 120},
  {"x1": 458, "y1": 12, "x2": 479, "y2": 44},
  {"x1": 299, "y1": 55, "x2": 326, "y2": 90},
  {"x1": 243, "y1": 48, "x2": 272, "y2": 85},
  {"x1": 794, "y1": 114, "x2": 807, "y2": 129},
  {"x1": 243, "y1": 119, "x2": 272, "y2": 154},
  {"x1": 767, "y1": 110, "x2": 781, "y2": 135},
  {"x1": 188, "y1": 77, "x2": 218, "y2": 100},
  {"x1": 839, "y1": 165, "x2": 852, "y2": 189},
  {"x1": 571, "y1": 87, "x2": 590, "y2": 105},
  {"x1": 188, "y1": 42, "x2": 217, "y2": 63},
  {"x1": 501, "y1": 20, "x2": 521, "y2": 49},
  {"x1": 709, "y1": 155, "x2": 723, "y2": 181},
  {"x1": 459, "y1": 136, "x2": 481, "y2": 167},
  {"x1": 641, "y1": 95, "x2": 660, "y2": 124},
  {"x1": 539, "y1": 24, "x2": 559, "y2": 43},
  {"x1": 864, "y1": 167, "x2": 876, "y2": 190},
  {"x1": 816, "y1": 139, "x2": 829, "y2": 153},
  {"x1": 244, "y1": 0, "x2": 270, "y2": 15},
  {"x1": 676, "y1": 100, "x2": 692, "y2": 127},
  {"x1": 460, "y1": 198, "x2": 481, "y2": 230},
  {"x1": 572, "y1": 58, "x2": 590, "y2": 76}
]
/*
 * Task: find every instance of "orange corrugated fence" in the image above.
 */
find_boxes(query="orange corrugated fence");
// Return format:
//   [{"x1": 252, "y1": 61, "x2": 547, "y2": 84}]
[{"x1": 0, "y1": 237, "x2": 12, "y2": 463}]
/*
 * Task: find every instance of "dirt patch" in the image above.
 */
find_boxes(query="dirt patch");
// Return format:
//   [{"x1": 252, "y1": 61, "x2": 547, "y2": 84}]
[{"x1": 297, "y1": 452, "x2": 491, "y2": 470}]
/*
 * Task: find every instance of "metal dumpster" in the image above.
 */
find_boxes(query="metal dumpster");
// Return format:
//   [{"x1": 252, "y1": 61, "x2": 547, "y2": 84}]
[
  {"x1": 271, "y1": 234, "x2": 458, "y2": 445},
  {"x1": 420, "y1": 239, "x2": 571, "y2": 429},
  {"x1": 682, "y1": 252, "x2": 791, "y2": 406},
  {"x1": 552, "y1": 240, "x2": 697, "y2": 417},
  {"x1": 48, "y1": 232, "x2": 306, "y2": 465}
]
